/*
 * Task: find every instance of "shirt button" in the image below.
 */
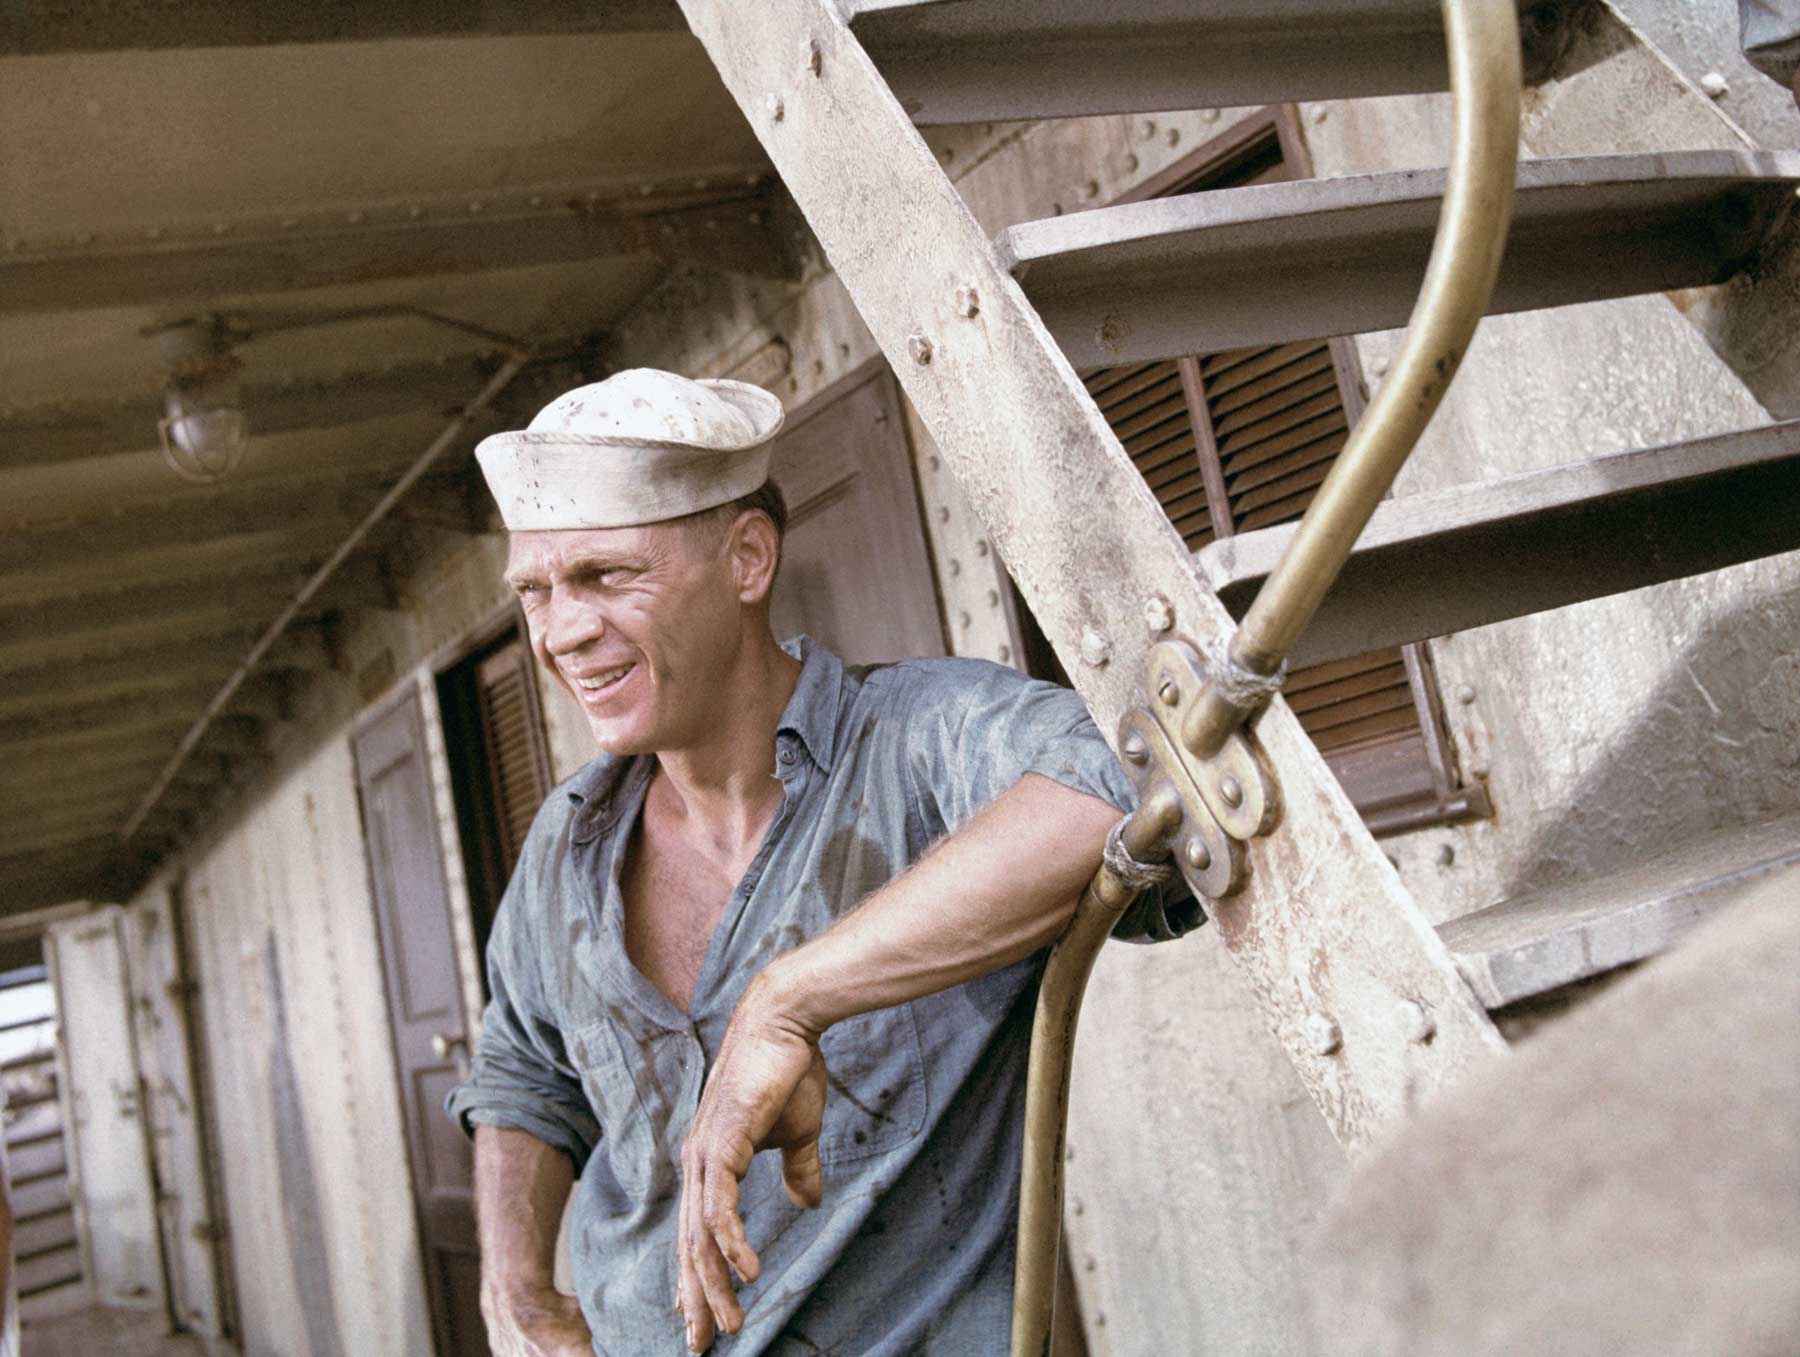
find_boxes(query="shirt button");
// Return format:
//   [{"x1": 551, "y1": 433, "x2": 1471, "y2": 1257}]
[{"x1": 777, "y1": 746, "x2": 797, "y2": 766}]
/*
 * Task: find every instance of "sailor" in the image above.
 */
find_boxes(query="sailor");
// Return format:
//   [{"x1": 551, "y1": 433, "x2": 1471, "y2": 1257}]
[{"x1": 448, "y1": 368, "x2": 1197, "y2": 1356}]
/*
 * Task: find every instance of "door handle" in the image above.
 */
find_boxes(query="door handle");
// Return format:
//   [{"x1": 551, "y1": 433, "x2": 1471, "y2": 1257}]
[{"x1": 431, "y1": 1031, "x2": 469, "y2": 1061}]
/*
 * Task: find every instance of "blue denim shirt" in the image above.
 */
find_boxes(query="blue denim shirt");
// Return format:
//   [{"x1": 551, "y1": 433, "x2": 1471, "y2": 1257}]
[{"x1": 447, "y1": 639, "x2": 1200, "y2": 1356}]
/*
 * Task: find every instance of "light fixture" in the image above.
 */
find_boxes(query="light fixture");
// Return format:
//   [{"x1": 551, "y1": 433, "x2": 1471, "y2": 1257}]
[
  {"x1": 148, "y1": 315, "x2": 249, "y2": 484},
  {"x1": 142, "y1": 305, "x2": 530, "y2": 485}
]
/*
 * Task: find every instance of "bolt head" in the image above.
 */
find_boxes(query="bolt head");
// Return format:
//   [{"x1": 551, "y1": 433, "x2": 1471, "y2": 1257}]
[
  {"x1": 1157, "y1": 678, "x2": 1179, "y2": 706},
  {"x1": 1436, "y1": 842, "x2": 1455, "y2": 867},
  {"x1": 1219, "y1": 774, "x2": 1243, "y2": 808},
  {"x1": 1122, "y1": 735, "x2": 1149, "y2": 767},
  {"x1": 1142, "y1": 594, "x2": 1174, "y2": 633},
  {"x1": 1079, "y1": 626, "x2": 1112, "y2": 668},
  {"x1": 907, "y1": 334, "x2": 933, "y2": 365},
  {"x1": 1304, "y1": 1013, "x2": 1342, "y2": 1056},
  {"x1": 1182, "y1": 836, "x2": 1211, "y2": 871},
  {"x1": 765, "y1": 93, "x2": 786, "y2": 122},
  {"x1": 1400, "y1": 1000, "x2": 1436, "y2": 1044},
  {"x1": 954, "y1": 284, "x2": 980, "y2": 318},
  {"x1": 1457, "y1": 683, "x2": 1477, "y2": 705},
  {"x1": 803, "y1": 35, "x2": 823, "y2": 76},
  {"x1": 1700, "y1": 70, "x2": 1728, "y2": 97}
]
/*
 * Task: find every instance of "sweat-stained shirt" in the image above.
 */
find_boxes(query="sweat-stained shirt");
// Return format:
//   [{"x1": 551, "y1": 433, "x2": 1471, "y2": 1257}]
[{"x1": 446, "y1": 637, "x2": 1201, "y2": 1356}]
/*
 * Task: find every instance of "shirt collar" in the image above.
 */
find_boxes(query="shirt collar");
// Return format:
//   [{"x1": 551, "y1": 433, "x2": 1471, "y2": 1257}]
[{"x1": 563, "y1": 636, "x2": 844, "y2": 842}]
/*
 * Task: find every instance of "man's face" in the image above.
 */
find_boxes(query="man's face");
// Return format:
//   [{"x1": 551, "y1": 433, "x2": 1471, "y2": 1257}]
[{"x1": 505, "y1": 521, "x2": 748, "y2": 755}]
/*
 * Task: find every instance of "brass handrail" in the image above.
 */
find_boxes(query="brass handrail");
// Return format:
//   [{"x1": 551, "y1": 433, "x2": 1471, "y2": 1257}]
[{"x1": 1011, "y1": 4, "x2": 1522, "y2": 1353}]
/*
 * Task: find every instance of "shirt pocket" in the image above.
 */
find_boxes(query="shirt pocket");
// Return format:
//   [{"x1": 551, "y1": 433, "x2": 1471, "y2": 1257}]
[
  {"x1": 568, "y1": 1017, "x2": 665, "y2": 1198},
  {"x1": 816, "y1": 1000, "x2": 927, "y2": 1165}
]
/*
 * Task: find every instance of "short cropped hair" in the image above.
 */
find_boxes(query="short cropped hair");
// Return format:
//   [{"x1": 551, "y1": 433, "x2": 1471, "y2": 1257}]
[{"x1": 678, "y1": 479, "x2": 788, "y2": 575}]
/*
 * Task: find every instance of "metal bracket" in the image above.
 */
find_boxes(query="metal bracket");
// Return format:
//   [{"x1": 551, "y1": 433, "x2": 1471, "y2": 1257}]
[{"x1": 1117, "y1": 638, "x2": 1282, "y2": 899}]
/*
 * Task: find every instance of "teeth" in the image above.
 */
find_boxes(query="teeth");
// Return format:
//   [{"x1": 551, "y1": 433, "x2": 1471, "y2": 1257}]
[{"x1": 575, "y1": 665, "x2": 629, "y2": 691}]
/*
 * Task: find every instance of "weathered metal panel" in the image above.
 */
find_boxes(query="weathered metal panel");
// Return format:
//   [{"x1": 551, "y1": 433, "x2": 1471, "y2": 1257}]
[
  {"x1": 675, "y1": 0, "x2": 1506, "y2": 1158},
  {"x1": 44, "y1": 907, "x2": 164, "y2": 1310},
  {"x1": 176, "y1": 733, "x2": 436, "y2": 1357}
]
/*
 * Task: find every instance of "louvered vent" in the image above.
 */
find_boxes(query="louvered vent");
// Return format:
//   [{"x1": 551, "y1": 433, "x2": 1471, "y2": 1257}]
[
  {"x1": 1082, "y1": 361, "x2": 1214, "y2": 549},
  {"x1": 475, "y1": 640, "x2": 552, "y2": 875}
]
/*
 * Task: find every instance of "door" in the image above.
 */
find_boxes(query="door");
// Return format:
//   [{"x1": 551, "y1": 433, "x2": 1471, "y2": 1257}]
[
  {"x1": 354, "y1": 690, "x2": 487, "y2": 1357},
  {"x1": 767, "y1": 364, "x2": 946, "y2": 663},
  {"x1": 45, "y1": 907, "x2": 164, "y2": 1310},
  {"x1": 123, "y1": 884, "x2": 232, "y2": 1340}
]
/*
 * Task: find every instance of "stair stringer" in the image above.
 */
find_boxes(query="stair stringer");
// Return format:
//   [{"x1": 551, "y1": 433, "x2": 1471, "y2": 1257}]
[{"x1": 675, "y1": 0, "x2": 1508, "y2": 1152}]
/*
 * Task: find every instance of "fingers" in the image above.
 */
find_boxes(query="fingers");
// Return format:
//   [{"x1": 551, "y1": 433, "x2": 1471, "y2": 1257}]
[
  {"x1": 703, "y1": 1162, "x2": 761, "y2": 1284},
  {"x1": 677, "y1": 1158, "x2": 715, "y2": 1354}
]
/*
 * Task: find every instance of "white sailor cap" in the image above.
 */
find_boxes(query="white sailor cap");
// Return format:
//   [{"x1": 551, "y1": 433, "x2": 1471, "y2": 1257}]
[{"x1": 474, "y1": 368, "x2": 786, "y2": 530}]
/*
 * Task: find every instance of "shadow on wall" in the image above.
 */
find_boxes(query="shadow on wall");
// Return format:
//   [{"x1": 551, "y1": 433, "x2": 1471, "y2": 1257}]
[
  {"x1": 263, "y1": 936, "x2": 344, "y2": 1357},
  {"x1": 1497, "y1": 579, "x2": 1800, "y2": 901}
]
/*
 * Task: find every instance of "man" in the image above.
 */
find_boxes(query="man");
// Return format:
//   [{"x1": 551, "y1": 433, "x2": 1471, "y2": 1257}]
[{"x1": 447, "y1": 368, "x2": 1196, "y2": 1355}]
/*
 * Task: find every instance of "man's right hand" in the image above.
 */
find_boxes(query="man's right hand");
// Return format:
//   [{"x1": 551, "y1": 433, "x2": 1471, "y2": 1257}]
[{"x1": 481, "y1": 1281, "x2": 593, "y2": 1357}]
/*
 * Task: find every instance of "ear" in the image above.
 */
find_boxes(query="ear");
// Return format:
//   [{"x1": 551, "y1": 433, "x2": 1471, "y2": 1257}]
[{"x1": 725, "y1": 510, "x2": 781, "y2": 606}]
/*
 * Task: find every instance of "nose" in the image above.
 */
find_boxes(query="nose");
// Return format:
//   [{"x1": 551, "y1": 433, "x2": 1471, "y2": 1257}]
[{"x1": 540, "y1": 588, "x2": 605, "y2": 662}]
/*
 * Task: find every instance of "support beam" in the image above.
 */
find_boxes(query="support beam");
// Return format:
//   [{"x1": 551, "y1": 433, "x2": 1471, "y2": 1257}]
[
  {"x1": 0, "y1": 523, "x2": 349, "y2": 605},
  {"x1": 2, "y1": 187, "x2": 803, "y2": 315},
  {"x1": 0, "y1": 571, "x2": 303, "y2": 649},
  {"x1": 0, "y1": 357, "x2": 502, "y2": 471},
  {"x1": 0, "y1": 0, "x2": 686, "y2": 55},
  {"x1": 0, "y1": 631, "x2": 257, "y2": 684}
]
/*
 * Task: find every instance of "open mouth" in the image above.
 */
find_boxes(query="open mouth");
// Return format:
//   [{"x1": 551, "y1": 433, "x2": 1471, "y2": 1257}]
[{"x1": 569, "y1": 662, "x2": 634, "y2": 702}]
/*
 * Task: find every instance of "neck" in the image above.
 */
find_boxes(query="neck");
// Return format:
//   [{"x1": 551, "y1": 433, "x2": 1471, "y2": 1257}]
[{"x1": 651, "y1": 631, "x2": 802, "y2": 852}]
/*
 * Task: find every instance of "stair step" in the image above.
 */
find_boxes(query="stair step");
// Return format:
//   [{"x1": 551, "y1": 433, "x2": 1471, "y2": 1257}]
[
  {"x1": 1192, "y1": 420, "x2": 1800, "y2": 669},
  {"x1": 999, "y1": 151, "x2": 1800, "y2": 368},
  {"x1": 1439, "y1": 817, "x2": 1800, "y2": 1010},
  {"x1": 847, "y1": 0, "x2": 1540, "y2": 124}
]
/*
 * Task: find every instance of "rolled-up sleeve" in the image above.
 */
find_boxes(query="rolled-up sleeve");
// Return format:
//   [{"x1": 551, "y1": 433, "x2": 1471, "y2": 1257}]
[
  {"x1": 445, "y1": 864, "x2": 600, "y2": 1172},
  {"x1": 899, "y1": 658, "x2": 1203, "y2": 943}
]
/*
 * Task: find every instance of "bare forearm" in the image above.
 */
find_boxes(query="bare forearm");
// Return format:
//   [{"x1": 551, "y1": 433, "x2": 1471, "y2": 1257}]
[
  {"x1": 474, "y1": 1125, "x2": 574, "y2": 1295},
  {"x1": 759, "y1": 774, "x2": 1119, "y2": 1036}
]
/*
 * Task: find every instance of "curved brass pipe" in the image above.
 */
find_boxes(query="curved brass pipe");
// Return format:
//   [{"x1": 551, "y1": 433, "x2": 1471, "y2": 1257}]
[
  {"x1": 1182, "y1": 0, "x2": 1522, "y2": 757},
  {"x1": 1012, "y1": 791, "x2": 1180, "y2": 1357},
  {"x1": 1013, "y1": 5, "x2": 1523, "y2": 1352}
]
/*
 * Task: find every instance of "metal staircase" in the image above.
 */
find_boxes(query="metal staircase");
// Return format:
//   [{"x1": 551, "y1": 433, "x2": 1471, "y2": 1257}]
[{"x1": 672, "y1": 1, "x2": 1800, "y2": 1351}]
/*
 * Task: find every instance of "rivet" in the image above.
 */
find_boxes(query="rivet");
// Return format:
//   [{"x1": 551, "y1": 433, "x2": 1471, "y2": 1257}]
[
  {"x1": 928, "y1": 454, "x2": 940, "y2": 472},
  {"x1": 1456, "y1": 683, "x2": 1477, "y2": 705},
  {"x1": 1305, "y1": 1014, "x2": 1342, "y2": 1056},
  {"x1": 975, "y1": 539, "x2": 990, "y2": 557},
  {"x1": 1084, "y1": 179, "x2": 1100, "y2": 199},
  {"x1": 1399, "y1": 1000, "x2": 1436, "y2": 1044},
  {"x1": 1166, "y1": 128, "x2": 1180, "y2": 146},
  {"x1": 1079, "y1": 627, "x2": 1112, "y2": 668},
  {"x1": 1200, "y1": 108, "x2": 1221, "y2": 124},
  {"x1": 1700, "y1": 70, "x2": 1728, "y2": 98},
  {"x1": 1083, "y1": 1255, "x2": 1097, "y2": 1274},
  {"x1": 959, "y1": 611, "x2": 972, "y2": 629},
  {"x1": 1312, "y1": 106, "x2": 1330, "y2": 124},
  {"x1": 1370, "y1": 354, "x2": 1390, "y2": 377},
  {"x1": 1182, "y1": 836, "x2": 1211, "y2": 871},
  {"x1": 803, "y1": 35, "x2": 823, "y2": 76},
  {"x1": 1122, "y1": 734, "x2": 1149, "y2": 766},
  {"x1": 908, "y1": 334, "x2": 933, "y2": 365},
  {"x1": 1157, "y1": 679, "x2": 1179, "y2": 706},
  {"x1": 1124, "y1": 153, "x2": 1139, "y2": 172},
  {"x1": 1436, "y1": 842, "x2": 1455, "y2": 867},
  {"x1": 998, "y1": 644, "x2": 1012, "y2": 663},
  {"x1": 986, "y1": 590, "x2": 1000, "y2": 607},
  {"x1": 1219, "y1": 775, "x2": 1243, "y2": 808},
  {"x1": 1143, "y1": 595, "x2": 1174, "y2": 633},
  {"x1": 937, "y1": 505, "x2": 950, "y2": 523},
  {"x1": 1071, "y1": 1198, "x2": 1084, "y2": 1216},
  {"x1": 945, "y1": 558, "x2": 960, "y2": 579},
  {"x1": 766, "y1": 94, "x2": 786, "y2": 122},
  {"x1": 1140, "y1": 119, "x2": 1157, "y2": 141},
  {"x1": 954, "y1": 284, "x2": 980, "y2": 318}
]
